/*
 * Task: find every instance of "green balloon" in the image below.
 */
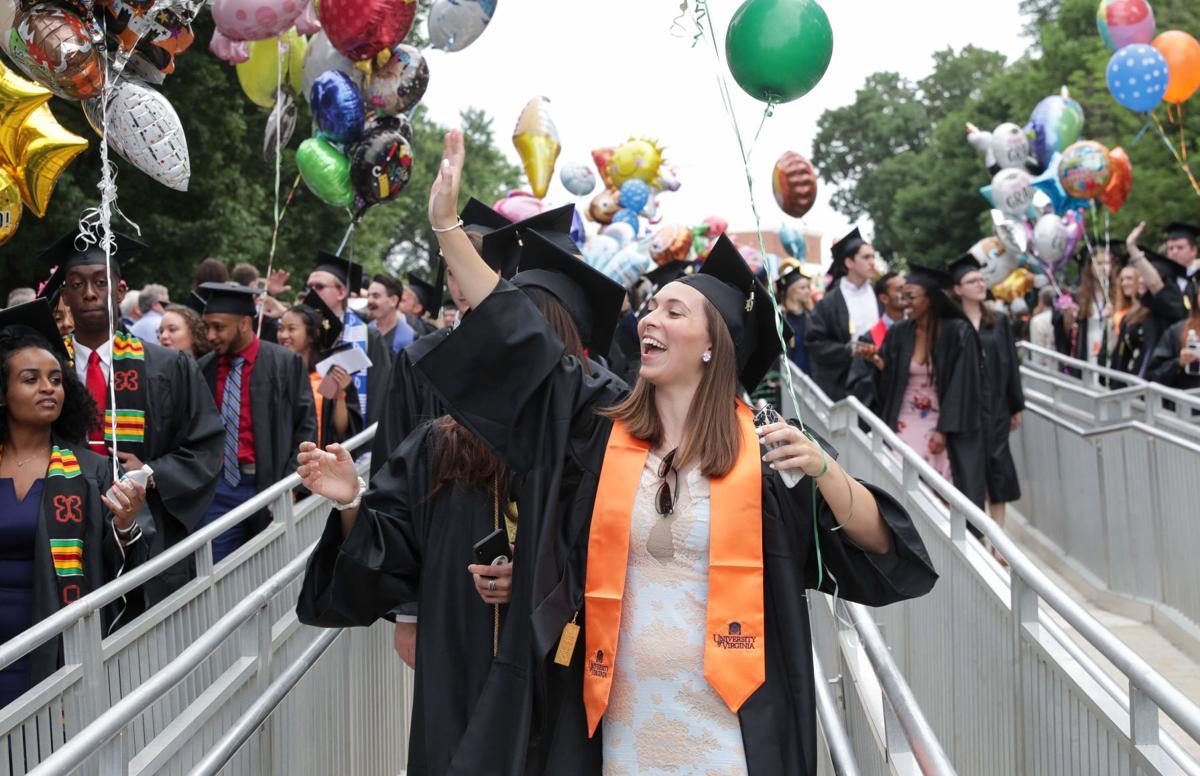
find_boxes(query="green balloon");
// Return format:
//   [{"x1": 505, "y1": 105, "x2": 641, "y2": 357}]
[
  {"x1": 724, "y1": 0, "x2": 834, "y2": 104},
  {"x1": 297, "y1": 137, "x2": 354, "y2": 208}
]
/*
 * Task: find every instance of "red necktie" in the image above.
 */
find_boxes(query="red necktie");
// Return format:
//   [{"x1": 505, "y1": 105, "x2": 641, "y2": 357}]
[{"x1": 86, "y1": 350, "x2": 107, "y2": 452}]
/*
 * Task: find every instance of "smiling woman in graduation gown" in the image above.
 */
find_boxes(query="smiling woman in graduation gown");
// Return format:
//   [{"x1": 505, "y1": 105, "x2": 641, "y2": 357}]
[{"x1": 874, "y1": 266, "x2": 986, "y2": 508}]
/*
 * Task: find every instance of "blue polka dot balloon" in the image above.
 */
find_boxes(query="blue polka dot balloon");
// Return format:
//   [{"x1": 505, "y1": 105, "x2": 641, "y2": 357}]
[
  {"x1": 1106, "y1": 43, "x2": 1169, "y2": 112},
  {"x1": 611, "y1": 208, "x2": 641, "y2": 236},
  {"x1": 618, "y1": 179, "x2": 651, "y2": 213}
]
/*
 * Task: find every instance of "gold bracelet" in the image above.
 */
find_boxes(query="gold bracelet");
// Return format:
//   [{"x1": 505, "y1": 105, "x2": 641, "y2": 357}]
[{"x1": 830, "y1": 468, "x2": 856, "y2": 532}]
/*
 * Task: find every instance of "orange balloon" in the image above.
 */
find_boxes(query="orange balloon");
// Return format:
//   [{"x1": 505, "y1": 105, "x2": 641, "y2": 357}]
[
  {"x1": 1099, "y1": 146, "x2": 1133, "y2": 213},
  {"x1": 1153, "y1": 30, "x2": 1200, "y2": 104}
]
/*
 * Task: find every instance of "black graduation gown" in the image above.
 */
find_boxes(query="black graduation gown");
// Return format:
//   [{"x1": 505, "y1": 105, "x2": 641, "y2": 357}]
[
  {"x1": 1109, "y1": 310, "x2": 1159, "y2": 379},
  {"x1": 977, "y1": 314, "x2": 1023, "y2": 504},
  {"x1": 784, "y1": 310, "x2": 812, "y2": 375},
  {"x1": 364, "y1": 325, "x2": 392, "y2": 431},
  {"x1": 25, "y1": 442, "x2": 150, "y2": 691},
  {"x1": 369, "y1": 327, "x2": 451, "y2": 475},
  {"x1": 126, "y1": 341, "x2": 224, "y2": 605},
  {"x1": 297, "y1": 419, "x2": 507, "y2": 776},
  {"x1": 410, "y1": 281, "x2": 938, "y2": 776},
  {"x1": 316, "y1": 377, "x2": 363, "y2": 448},
  {"x1": 1147, "y1": 321, "x2": 1200, "y2": 392},
  {"x1": 1142, "y1": 260, "x2": 1193, "y2": 356},
  {"x1": 804, "y1": 286, "x2": 854, "y2": 400},
  {"x1": 875, "y1": 318, "x2": 987, "y2": 509},
  {"x1": 198, "y1": 340, "x2": 317, "y2": 535},
  {"x1": 605, "y1": 310, "x2": 642, "y2": 387}
]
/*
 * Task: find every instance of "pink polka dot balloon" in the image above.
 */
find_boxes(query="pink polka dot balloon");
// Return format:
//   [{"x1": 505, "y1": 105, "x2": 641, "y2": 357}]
[{"x1": 212, "y1": 0, "x2": 304, "y2": 41}]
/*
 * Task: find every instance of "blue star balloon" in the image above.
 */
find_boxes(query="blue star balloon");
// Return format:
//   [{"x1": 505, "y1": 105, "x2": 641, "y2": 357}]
[{"x1": 1030, "y1": 153, "x2": 1089, "y2": 215}]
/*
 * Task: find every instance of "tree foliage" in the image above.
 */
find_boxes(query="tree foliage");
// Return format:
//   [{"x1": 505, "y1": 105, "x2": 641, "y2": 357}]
[
  {"x1": 0, "y1": 13, "x2": 521, "y2": 298},
  {"x1": 812, "y1": 0, "x2": 1200, "y2": 268}
]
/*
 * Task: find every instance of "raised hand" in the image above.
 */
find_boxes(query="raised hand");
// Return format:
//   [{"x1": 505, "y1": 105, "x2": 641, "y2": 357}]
[
  {"x1": 428, "y1": 129, "x2": 465, "y2": 230},
  {"x1": 296, "y1": 442, "x2": 359, "y2": 504}
]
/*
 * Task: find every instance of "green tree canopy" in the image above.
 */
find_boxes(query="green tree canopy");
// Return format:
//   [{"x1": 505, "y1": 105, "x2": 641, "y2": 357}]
[
  {"x1": 812, "y1": 0, "x2": 1200, "y2": 269},
  {"x1": 0, "y1": 13, "x2": 522, "y2": 300}
]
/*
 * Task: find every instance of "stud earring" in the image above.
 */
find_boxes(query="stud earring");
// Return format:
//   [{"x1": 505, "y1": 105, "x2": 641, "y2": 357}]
[{"x1": 702, "y1": 352, "x2": 711, "y2": 363}]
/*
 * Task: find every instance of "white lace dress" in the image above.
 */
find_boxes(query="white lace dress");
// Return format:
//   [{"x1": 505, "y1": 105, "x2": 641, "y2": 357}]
[{"x1": 601, "y1": 452, "x2": 748, "y2": 776}]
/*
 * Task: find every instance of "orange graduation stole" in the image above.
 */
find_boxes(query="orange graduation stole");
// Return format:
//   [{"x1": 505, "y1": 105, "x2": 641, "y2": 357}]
[{"x1": 582, "y1": 402, "x2": 765, "y2": 736}]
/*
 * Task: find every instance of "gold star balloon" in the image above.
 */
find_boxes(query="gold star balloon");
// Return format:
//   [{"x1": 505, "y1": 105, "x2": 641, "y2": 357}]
[
  {"x1": 15, "y1": 103, "x2": 87, "y2": 216},
  {"x1": 0, "y1": 166, "x2": 23, "y2": 246},
  {"x1": 0, "y1": 62, "x2": 53, "y2": 165}
]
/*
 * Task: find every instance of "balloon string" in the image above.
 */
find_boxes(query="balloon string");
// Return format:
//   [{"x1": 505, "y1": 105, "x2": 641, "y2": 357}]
[
  {"x1": 1148, "y1": 111, "x2": 1200, "y2": 198},
  {"x1": 690, "y1": 2, "x2": 825, "y2": 591},
  {"x1": 689, "y1": 0, "x2": 709, "y2": 48},
  {"x1": 336, "y1": 219, "x2": 357, "y2": 255},
  {"x1": 96, "y1": 13, "x2": 120, "y2": 484},
  {"x1": 259, "y1": 36, "x2": 287, "y2": 338}
]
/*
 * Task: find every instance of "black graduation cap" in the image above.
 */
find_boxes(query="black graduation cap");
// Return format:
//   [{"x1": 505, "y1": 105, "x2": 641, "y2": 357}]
[
  {"x1": 512, "y1": 228, "x2": 625, "y2": 358},
  {"x1": 312, "y1": 251, "x2": 364, "y2": 293},
  {"x1": 905, "y1": 265, "x2": 966, "y2": 321},
  {"x1": 183, "y1": 292, "x2": 207, "y2": 315},
  {"x1": 946, "y1": 253, "x2": 982, "y2": 285},
  {"x1": 776, "y1": 263, "x2": 812, "y2": 296},
  {"x1": 300, "y1": 288, "x2": 344, "y2": 351},
  {"x1": 1165, "y1": 222, "x2": 1199, "y2": 243},
  {"x1": 485, "y1": 203, "x2": 577, "y2": 279},
  {"x1": 406, "y1": 273, "x2": 436, "y2": 314},
  {"x1": 0, "y1": 299, "x2": 69, "y2": 359},
  {"x1": 461, "y1": 197, "x2": 512, "y2": 236},
  {"x1": 199, "y1": 282, "x2": 263, "y2": 317},
  {"x1": 830, "y1": 227, "x2": 867, "y2": 280},
  {"x1": 35, "y1": 228, "x2": 147, "y2": 300},
  {"x1": 675, "y1": 234, "x2": 789, "y2": 392},
  {"x1": 644, "y1": 260, "x2": 694, "y2": 291}
]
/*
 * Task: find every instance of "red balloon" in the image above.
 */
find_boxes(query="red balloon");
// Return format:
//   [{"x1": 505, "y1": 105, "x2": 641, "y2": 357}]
[
  {"x1": 772, "y1": 151, "x2": 818, "y2": 218},
  {"x1": 702, "y1": 215, "x2": 728, "y2": 237},
  {"x1": 591, "y1": 146, "x2": 615, "y2": 189},
  {"x1": 320, "y1": 0, "x2": 417, "y2": 61},
  {"x1": 1099, "y1": 146, "x2": 1133, "y2": 213}
]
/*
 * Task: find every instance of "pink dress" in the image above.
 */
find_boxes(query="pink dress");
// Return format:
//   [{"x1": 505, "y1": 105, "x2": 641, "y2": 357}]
[{"x1": 896, "y1": 359, "x2": 953, "y2": 482}]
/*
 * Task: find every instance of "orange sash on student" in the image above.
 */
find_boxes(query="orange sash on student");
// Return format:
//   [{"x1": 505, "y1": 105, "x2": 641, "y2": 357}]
[{"x1": 582, "y1": 402, "x2": 764, "y2": 736}]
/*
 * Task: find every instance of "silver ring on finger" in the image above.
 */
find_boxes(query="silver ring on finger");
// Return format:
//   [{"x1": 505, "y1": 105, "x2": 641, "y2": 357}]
[{"x1": 487, "y1": 579, "x2": 497, "y2": 592}]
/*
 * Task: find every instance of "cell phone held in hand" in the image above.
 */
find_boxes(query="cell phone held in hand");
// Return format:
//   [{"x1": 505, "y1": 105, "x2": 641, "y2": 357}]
[
  {"x1": 473, "y1": 528, "x2": 511, "y2": 567},
  {"x1": 753, "y1": 403, "x2": 802, "y2": 490}
]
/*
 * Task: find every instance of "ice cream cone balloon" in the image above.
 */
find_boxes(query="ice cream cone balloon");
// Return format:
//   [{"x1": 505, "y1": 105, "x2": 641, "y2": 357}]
[{"x1": 512, "y1": 96, "x2": 560, "y2": 200}]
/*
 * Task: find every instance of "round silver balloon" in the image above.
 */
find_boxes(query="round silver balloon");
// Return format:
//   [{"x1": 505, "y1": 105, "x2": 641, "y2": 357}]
[
  {"x1": 301, "y1": 31, "x2": 364, "y2": 104},
  {"x1": 84, "y1": 79, "x2": 190, "y2": 191},
  {"x1": 428, "y1": 0, "x2": 495, "y2": 52},
  {"x1": 263, "y1": 92, "x2": 297, "y2": 162}
]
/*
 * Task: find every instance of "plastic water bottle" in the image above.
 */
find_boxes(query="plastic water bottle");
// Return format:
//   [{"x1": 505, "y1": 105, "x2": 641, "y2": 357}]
[
  {"x1": 105, "y1": 464, "x2": 153, "y2": 506},
  {"x1": 1187, "y1": 330, "x2": 1200, "y2": 376},
  {"x1": 753, "y1": 403, "x2": 802, "y2": 489}
]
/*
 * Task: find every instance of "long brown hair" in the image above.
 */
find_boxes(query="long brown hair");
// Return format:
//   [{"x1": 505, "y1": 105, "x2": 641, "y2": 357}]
[
  {"x1": 429, "y1": 284, "x2": 587, "y2": 502},
  {"x1": 600, "y1": 298, "x2": 741, "y2": 478}
]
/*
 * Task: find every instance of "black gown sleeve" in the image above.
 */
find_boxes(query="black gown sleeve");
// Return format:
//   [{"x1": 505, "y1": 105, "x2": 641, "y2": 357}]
[
  {"x1": 412, "y1": 280, "x2": 620, "y2": 474},
  {"x1": 287, "y1": 351, "x2": 318, "y2": 474},
  {"x1": 296, "y1": 424, "x2": 433, "y2": 627},
  {"x1": 369, "y1": 329, "x2": 448, "y2": 474},
  {"x1": 998, "y1": 315, "x2": 1025, "y2": 414},
  {"x1": 364, "y1": 325, "x2": 392, "y2": 428},
  {"x1": 1145, "y1": 283, "x2": 1189, "y2": 327},
  {"x1": 804, "y1": 296, "x2": 850, "y2": 382},
  {"x1": 1148, "y1": 322, "x2": 1185, "y2": 385},
  {"x1": 934, "y1": 320, "x2": 983, "y2": 435},
  {"x1": 144, "y1": 350, "x2": 223, "y2": 532},
  {"x1": 844, "y1": 333, "x2": 878, "y2": 408}
]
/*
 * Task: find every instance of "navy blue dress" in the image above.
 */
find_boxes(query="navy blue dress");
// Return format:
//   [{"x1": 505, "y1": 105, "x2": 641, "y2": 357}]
[
  {"x1": 0, "y1": 478, "x2": 43, "y2": 706},
  {"x1": 785, "y1": 311, "x2": 812, "y2": 375}
]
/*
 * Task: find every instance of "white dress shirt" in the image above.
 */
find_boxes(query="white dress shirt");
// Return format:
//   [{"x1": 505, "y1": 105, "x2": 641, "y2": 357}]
[
  {"x1": 840, "y1": 276, "x2": 880, "y2": 337},
  {"x1": 71, "y1": 337, "x2": 113, "y2": 383}
]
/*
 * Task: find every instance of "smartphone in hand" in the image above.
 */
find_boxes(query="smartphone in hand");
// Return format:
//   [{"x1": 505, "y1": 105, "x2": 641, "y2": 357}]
[{"x1": 473, "y1": 528, "x2": 511, "y2": 567}]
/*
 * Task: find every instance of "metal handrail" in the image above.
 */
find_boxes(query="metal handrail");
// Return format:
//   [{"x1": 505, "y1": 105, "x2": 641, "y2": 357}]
[
  {"x1": 28, "y1": 549, "x2": 314, "y2": 773},
  {"x1": 0, "y1": 425, "x2": 376, "y2": 673},
  {"x1": 1018, "y1": 341, "x2": 1200, "y2": 410},
  {"x1": 811, "y1": 648, "x2": 861, "y2": 776},
  {"x1": 1021, "y1": 402, "x2": 1200, "y2": 452},
  {"x1": 1017, "y1": 341, "x2": 1147, "y2": 385},
  {"x1": 805, "y1": 376, "x2": 1200, "y2": 746},
  {"x1": 846, "y1": 603, "x2": 956, "y2": 776},
  {"x1": 187, "y1": 628, "x2": 343, "y2": 776}
]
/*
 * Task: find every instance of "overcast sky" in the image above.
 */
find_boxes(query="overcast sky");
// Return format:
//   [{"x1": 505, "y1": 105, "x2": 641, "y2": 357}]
[{"x1": 419, "y1": 0, "x2": 1030, "y2": 265}]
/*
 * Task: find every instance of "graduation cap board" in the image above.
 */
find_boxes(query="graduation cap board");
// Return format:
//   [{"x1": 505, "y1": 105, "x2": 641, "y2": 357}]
[
  {"x1": 946, "y1": 253, "x2": 982, "y2": 285},
  {"x1": 512, "y1": 227, "x2": 626, "y2": 358},
  {"x1": 312, "y1": 251, "x2": 364, "y2": 295},
  {"x1": 406, "y1": 273, "x2": 437, "y2": 315},
  {"x1": 905, "y1": 265, "x2": 966, "y2": 321},
  {"x1": 183, "y1": 292, "x2": 207, "y2": 315},
  {"x1": 0, "y1": 299, "x2": 69, "y2": 359},
  {"x1": 1166, "y1": 222, "x2": 1199, "y2": 244},
  {"x1": 299, "y1": 288, "x2": 344, "y2": 352},
  {"x1": 36, "y1": 228, "x2": 148, "y2": 300},
  {"x1": 674, "y1": 234, "x2": 790, "y2": 392},
  {"x1": 199, "y1": 282, "x2": 263, "y2": 318},
  {"x1": 829, "y1": 227, "x2": 867, "y2": 280},
  {"x1": 776, "y1": 263, "x2": 813, "y2": 295},
  {"x1": 482, "y1": 203, "x2": 577, "y2": 281}
]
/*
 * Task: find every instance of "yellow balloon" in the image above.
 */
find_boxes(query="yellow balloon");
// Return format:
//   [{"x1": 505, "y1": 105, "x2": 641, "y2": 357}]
[
  {"x1": 512, "y1": 96, "x2": 560, "y2": 200},
  {"x1": 0, "y1": 166, "x2": 23, "y2": 246},
  {"x1": 608, "y1": 138, "x2": 664, "y2": 188},
  {"x1": 237, "y1": 28, "x2": 307, "y2": 108},
  {"x1": 991, "y1": 267, "x2": 1034, "y2": 303},
  {"x1": 15, "y1": 104, "x2": 87, "y2": 218},
  {"x1": 0, "y1": 61, "x2": 52, "y2": 167}
]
